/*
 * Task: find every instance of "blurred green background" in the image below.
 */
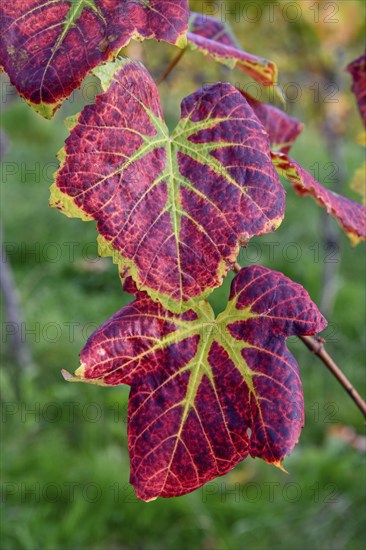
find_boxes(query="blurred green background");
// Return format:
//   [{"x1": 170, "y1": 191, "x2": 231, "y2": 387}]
[{"x1": 1, "y1": 1, "x2": 365, "y2": 549}]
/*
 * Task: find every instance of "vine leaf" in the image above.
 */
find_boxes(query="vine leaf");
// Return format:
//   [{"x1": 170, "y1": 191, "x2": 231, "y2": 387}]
[
  {"x1": 272, "y1": 152, "x2": 366, "y2": 245},
  {"x1": 347, "y1": 51, "x2": 366, "y2": 127},
  {"x1": 0, "y1": 0, "x2": 189, "y2": 118},
  {"x1": 63, "y1": 265, "x2": 327, "y2": 501},
  {"x1": 241, "y1": 92, "x2": 304, "y2": 154},
  {"x1": 50, "y1": 59, "x2": 285, "y2": 313},
  {"x1": 187, "y1": 12, "x2": 277, "y2": 87}
]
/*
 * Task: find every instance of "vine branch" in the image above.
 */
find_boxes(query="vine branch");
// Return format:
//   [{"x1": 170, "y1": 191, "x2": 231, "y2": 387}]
[
  {"x1": 232, "y1": 263, "x2": 366, "y2": 419},
  {"x1": 156, "y1": 47, "x2": 187, "y2": 85},
  {"x1": 299, "y1": 335, "x2": 366, "y2": 419}
]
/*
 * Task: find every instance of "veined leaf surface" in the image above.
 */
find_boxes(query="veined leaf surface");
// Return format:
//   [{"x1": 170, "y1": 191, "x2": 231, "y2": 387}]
[
  {"x1": 241, "y1": 92, "x2": 304, "y2": 154},
  {"x1": 51, "y1": 59, "x2": 285, "y2": 313},
  {"x1": 0, "y1": 0, "x2": 189, "y2": 117},
  {"x1": 272, "y1": 152, "x2": 366, "y2": 246},
  {"x1": 64, "y1": 265, "x2": 326, "y2": 501},
  {"x1": 187, "y1": 12, "x2": 277, "y2": 87}
]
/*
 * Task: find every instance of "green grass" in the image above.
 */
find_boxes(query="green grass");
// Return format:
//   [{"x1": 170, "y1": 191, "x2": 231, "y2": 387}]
[{"x1": 1, "y1": 62, "x2": 365, "y2": 550}]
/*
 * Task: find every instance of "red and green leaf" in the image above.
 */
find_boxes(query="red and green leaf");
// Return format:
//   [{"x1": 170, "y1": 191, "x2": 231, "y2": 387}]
[
  {"x1": 50, "y1": 59, "x2": 285, "y2": 313},
  {"x1": 272, "y1": 152, "x2": 366, "y2": 245},
  {"x1": 241, "y1": 92, "x2": 304, "y2": 154},
  {"x1": 346, "y1": 51, "x2": 366, "y2": 126},
  {"x1": 187, "y1": 12, "x2": 277, "y2": 87},
  {"x1": 63, "y1": 265, "x2": 326, "y2": 501},
  {"x1": 0, "y1": 0, "x2": 189, "y2": 118}
]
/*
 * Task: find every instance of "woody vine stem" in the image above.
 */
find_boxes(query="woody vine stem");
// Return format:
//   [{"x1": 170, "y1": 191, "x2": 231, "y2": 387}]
[
  {"x1": 156, "y1": 47, "x2": 187, "y2": 85},
  {"x1": 232, "y1": 262, "x2": 366, "y2": 419}
]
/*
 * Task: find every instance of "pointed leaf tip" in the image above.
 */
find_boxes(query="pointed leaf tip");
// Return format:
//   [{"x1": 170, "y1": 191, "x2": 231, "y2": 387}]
[
  {"x1": 61, "y1": 369, "x2": 73, "y2": 381},
  {"x1": 272, "y1": 461, "x2": 288, "y2": 474}
]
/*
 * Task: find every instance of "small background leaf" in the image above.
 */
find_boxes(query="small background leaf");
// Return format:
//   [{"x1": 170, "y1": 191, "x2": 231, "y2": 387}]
[
  {"x1": 241, "y1": 92, "x2": 304, "y2": 154},
  {"x1": 187, "y1": 12, "x2": 277, "y2": 88},
  {"x1": 272, "y1": 152, "x2": 366, "y2": 246},
  {"x1": 347, "y1": 51, "x2": 366, "y2": 126}
]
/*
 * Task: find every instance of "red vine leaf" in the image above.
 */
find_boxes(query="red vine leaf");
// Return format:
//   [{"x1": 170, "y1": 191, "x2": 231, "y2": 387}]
[
  {"x1": 241, "y1": 92, "x2": 304, "y2": 154},
  {"x1": 272, "y1": 152, "x2": 366, "y2": 245},
  {"x1": 0, "y1": 0, "x2": 189, "y2": 118},
  {"x1": 347, "y1": 51, "x2": 366, "y2": 126},
  {"x1": 187, "y1": 12, "x2": 277, "y2": 87},
  {"x1": 64, "y1": 265, "x2": 326, "y2": 501},
  {"x1": 50, "y1": 59, "x2": 285, "y2": 313}
]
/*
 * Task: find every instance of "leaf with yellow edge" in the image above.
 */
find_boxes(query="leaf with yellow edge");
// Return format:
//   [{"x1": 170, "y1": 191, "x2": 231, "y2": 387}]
[
  {"x1": 51, "y1": 58, "x2": 285, "y2": 313},
  {"x1": 64, "y1": 265, "x2": 326, "y2": 501},
  {"x1": 0, "y1": 0, "x2": 189, "y2": 117}
]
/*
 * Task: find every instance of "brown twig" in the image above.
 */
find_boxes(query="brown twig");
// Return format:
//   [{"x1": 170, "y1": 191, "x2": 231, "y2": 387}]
[
  {"x1": 231, "y1": 263, "x2": 366, "y2": 419},
  {"x1": 299, "y1": 335, "x2": 366, "y2": 419},
  {"x1": 156, "y1": 47, "x2": 187, "y2": 85}
]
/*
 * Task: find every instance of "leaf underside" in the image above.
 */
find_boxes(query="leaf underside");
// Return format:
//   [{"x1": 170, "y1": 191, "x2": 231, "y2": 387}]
[
  {"x1": 272, "y1": 152, "x2": 366, "y2": 245},
  {"x1": 0, "y1": 0, "x2": 189, "y2": 117},
  {"x1": 347, "y1": 51, "x2": 366, "y2": 127},
  {"x1": 51, "y1": 58, "x2": 285, "y2": 313},
  {"x1": 65, "y1": 265, "x2": 326, "y2": 501},
  {"x1": 187, "y1": 12, "x2": 277, "y2": 88}
]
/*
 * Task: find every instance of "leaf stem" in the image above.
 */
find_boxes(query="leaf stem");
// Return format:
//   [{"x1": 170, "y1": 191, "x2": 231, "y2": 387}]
[
  {"x1": 156, "y1": 47, "x2": 187, "y2": 85},
  {"x1": 232, "y1": 263, "x2": 366, "y2": 419},
  {"x1": 299, "y1": 335, "x2": 366, "y2": 419}
]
